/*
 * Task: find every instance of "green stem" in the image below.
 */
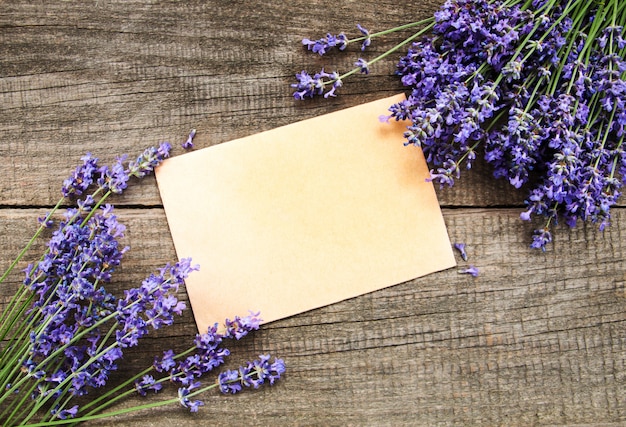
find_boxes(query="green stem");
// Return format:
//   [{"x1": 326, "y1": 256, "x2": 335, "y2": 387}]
[
  {"x1": 0, "y1": 198, "x2": 64, "y2": 286},
  {"x1": 512, "y1": 0, "x2": 563, "y2": 60},
  {"x1": 19, "y1": 275, "x2": 177, "y2": 423},
  {"x1": 347, "y1": 18, "x2": 435, "y2": 45},
  {"x1": 80, "y1": 345, "x2": 195, "y2": 415},
  {"x1": 39, "y1": 340, "x2": 200, "y2": 424},
  {"x1": 0, "y1": 291, "x2": 35, "y2": 361},
  {"x1": 1, "y1": 187, "x2": 109, "y2": 366},
  {"x1": 0, "y1": 198, "x2": 66, "y2": 349},
  {"x1": 79, "y1": 189, "x2": 112, "y2": 227},
  {"x1": 332, "y1": 22, "x2": 435, "y2": 84},
  {"x1": 593, "y1": 108, "x2": 617, "y2": 169},
  {"x1": 22, "y1": 390, "x2": 195, "y2": 427},
  {"x1": 3, "y1": 357, "x2": 66, "y2": 426},
  {"x1": 2, "y1": 378, "x2": 38, "y2": 425},
  {"x1": 21, "y1": 367, "x2": 265, "y2": 427},
  {"x1": 0, "y1": 286, "x2": 32, "y2": 347},
  {"x1": 608, "y1": 136, "x2": 623, "y2": 180}
]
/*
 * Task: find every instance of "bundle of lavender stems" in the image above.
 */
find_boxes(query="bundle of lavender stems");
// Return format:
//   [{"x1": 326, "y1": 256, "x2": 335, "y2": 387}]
[{"x1": 293, "y1": 0, "x2": 626, "y2": 250}]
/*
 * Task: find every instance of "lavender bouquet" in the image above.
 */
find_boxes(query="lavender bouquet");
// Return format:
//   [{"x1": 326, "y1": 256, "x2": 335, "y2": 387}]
[
  {"x1": 293, "y1": 0, "x2": 626, "y2": 250},
  {"x1": 0, "y1": 144, "x2": 284, "y2": 425}
]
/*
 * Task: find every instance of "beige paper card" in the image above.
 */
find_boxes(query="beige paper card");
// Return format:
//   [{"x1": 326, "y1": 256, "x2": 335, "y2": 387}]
[{"x1": 155, "y1": 94, "x2": 456, "y2": 332}]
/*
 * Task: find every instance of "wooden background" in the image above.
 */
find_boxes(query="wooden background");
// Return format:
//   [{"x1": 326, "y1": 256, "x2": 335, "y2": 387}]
[{"x1": 1, "y1": 1, "x2": 625, "y2": 425}]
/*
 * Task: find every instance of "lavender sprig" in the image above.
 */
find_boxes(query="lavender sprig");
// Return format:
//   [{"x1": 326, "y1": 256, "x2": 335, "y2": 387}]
[
  {"x1": 217, "y1": 354, "x2": 286, "y2": 395},
  {"x1": 1, "y1": 144, "x2": 173, "y2": 380},
  {"x1": 301, "y1": 21, "x2": 428, "y2": 56},
  {"x1": 293, "y1": 19, "x2": 435, "y2": 99},
  {"x1": 20, "y1": 253, "x2": 195, "y2": 421}
]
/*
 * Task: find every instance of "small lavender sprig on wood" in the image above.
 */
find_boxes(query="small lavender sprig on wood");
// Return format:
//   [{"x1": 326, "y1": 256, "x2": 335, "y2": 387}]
[{"x1": 292, "y1": 20, "x2": 435, "y2": 99}]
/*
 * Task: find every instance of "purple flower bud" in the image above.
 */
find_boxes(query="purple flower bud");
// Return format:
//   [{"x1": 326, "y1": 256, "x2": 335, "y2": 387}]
[
  {"x1": 178, "y1": 381, "x2": 204, "y2": 412},
  {"x1": 453, "y1": 243, "x2": 468, "y2": 261},
  {"x1": 182, "y1": 129, "x2": 196, "y2": 149},
  {"x1": 61, "y1": 153, "x2": 99, "y2": 198},
  {"x1": 217, "y1": 354, "x2": 285, "y2": 395},
  {"x1": 356, "y1": 24, "x2": 371, "y2": 51},
  {"x1": 459, "y1": 265, "x2": 479, "y2": 277},
  {"x1": 355, "y1": 58, "x2": 370, "y2": 74},
  {"x1": 302, "y1": 32, "x2": 347, "y2": 55}
]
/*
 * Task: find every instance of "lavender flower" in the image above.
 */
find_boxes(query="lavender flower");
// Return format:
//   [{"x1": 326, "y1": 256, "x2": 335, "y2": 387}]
[
  {"x1": 217, "y1": 354, "x2": 286, "y2": 395},
  {"x1": 63, "y1": 141, "x2": 170, "y2": 202},
  {"x1": 51, "y1": 405, "x2": 79, "y2": 420},
  {"x1": 115, "y1": 258, "x2": 196, "y2": 348},
  {"x1": 387, "y1": 0, "x2": 624, "y2": 250},
  {"x1": 61, "y1": 153, "x2": 100, "y2": 198},
  {"x1": 294, "y1": 0, "x2": 626, "y2": 250},
  {"x1": 302, "y1": 32, "x2": 348, "y2": 55},
  {"x1": 355, "y1": 58, "x2": 370, "y2": 74},
  {"x1": 127, "y1": 141, "x2": 172, "y2": 178},
  {"x1": 182, "y1": 129, "x2": 196, "y2": 149},
  {"x1": 293, "y1": 20, "x2": 434, "y2": 100},
  {"x1": 223, "y1": 311, "x2": 262, "y2": 339},
  {"x1": 139, "y1": 313, "x2": 283, "y2": 414},
  {"x1": 291, "y1": 69, "x2": 342, "y2": 99},
  {"x1": 301, "y1": 24, "x2": 372, "y2": 56},
  {"x1": 454, "y1": 243, "x2": 468, "y2": 261},
  {"x1": 135, "y1": 375, "x2": 162, "y2": 396},
  {"x1": 530, "y1": 228, "x2": 552, "y2": 252},
  {"x1": 98, "y1": 156, "x2": 130, "y2": 194},
  {"x1": 157, "y1": 312, "x2": 261, "y2": 387},
  {"x1": 216, "y1": 369, "x2": 241, "y2": 394},
  {"x1": 20, "y1": 202, "x2": 197, "y2": 409},
  {"x1": 459, "y1": 265, "x2": 479, "y2": 277},
  {"x1": 1, "y1": 137, "x2": 284, "y2": 425},
  {"x1": 153, "y1": 349, "x2": 177, "y2": 373},
  {"x1": 178, "y1": 381, "x2": 204, "y2": 412},
  {"x1": 293, "y1": 0, "x2": 626, "y2": 250},
  {"x1": 356, "y1": 24, "x2": 371, "y2": 51}
]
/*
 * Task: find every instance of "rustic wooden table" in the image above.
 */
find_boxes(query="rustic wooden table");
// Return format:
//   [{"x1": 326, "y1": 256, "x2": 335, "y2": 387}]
[{"x1": 1, "y1": 1, "x2": 625, "y2": 426}]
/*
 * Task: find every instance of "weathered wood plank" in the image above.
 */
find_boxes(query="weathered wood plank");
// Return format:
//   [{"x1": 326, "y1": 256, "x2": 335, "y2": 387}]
[
  {"x1": 1, "y1": 207, "x2": 624, "y2": 425},
  {"x1": 0, "y1": 0, "x2": 527, "y2": 209}
]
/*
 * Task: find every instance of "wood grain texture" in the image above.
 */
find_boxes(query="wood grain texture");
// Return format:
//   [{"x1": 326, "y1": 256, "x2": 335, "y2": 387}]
[
  {"x1": 1, "y1": 0, "x2": 625, "y2": 426},
  {"x1": 1, "y1": 207, "x2": 625, "y2": 426},
  {"x1": 0, "y1": 0, "x2": 523, "y2": 208}
]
